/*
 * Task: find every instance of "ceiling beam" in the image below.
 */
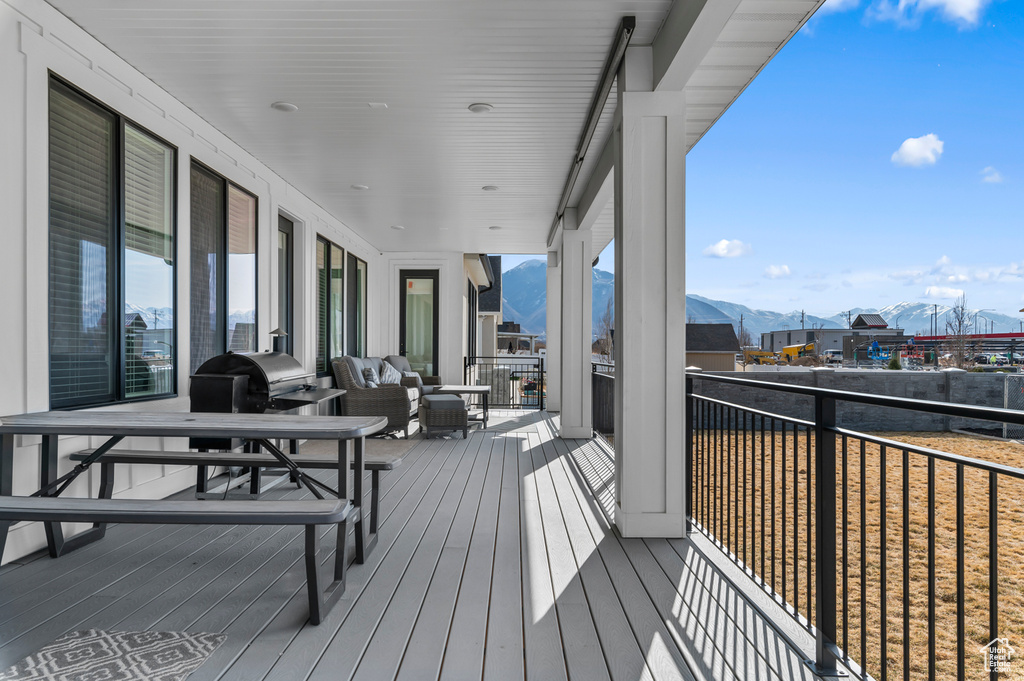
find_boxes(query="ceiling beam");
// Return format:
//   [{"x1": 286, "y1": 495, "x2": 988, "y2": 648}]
[
  {"x1": 576, "y1": 134, "x2": 614, "y2": 232},
  {"x1": 547, "y1": 16, "x2": 636, "y2": 248},
  {"x1": 652, "y1": 0, "x2": 743, "y2": 92}
]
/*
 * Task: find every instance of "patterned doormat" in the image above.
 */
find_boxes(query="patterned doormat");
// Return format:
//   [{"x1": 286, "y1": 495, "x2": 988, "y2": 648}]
[{"x1": 0, "y1": 630, "x2": 226, "y2": 681}]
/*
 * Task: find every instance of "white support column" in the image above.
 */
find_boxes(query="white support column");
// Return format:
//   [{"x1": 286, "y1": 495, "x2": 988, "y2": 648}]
[
  {"x1": 559, "y1": 209, "x2": 592, "y2": 438},
  {"x1": 545, "y1": 250, "x2": 562, "y2": 412},
  {"x1": 613, "y1": 46, "x2": 687, "y2": 537}
]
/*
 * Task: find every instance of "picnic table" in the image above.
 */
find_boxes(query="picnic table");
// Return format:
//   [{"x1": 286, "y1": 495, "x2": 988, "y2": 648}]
[{"x1": 0, "y1": 411, "x2": 387, "y2": 559}]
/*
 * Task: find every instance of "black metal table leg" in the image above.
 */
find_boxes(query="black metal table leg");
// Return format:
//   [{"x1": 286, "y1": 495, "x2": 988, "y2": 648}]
[
  {"x1": 38, "y1": 434, "x2": 116, "y2": 557},
  {"x1": 351, "y1": 436, "x2": 374, "y2": 562}
]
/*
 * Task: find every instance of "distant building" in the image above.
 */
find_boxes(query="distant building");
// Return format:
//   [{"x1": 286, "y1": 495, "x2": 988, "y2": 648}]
[
  {"x1": 761, "y1": 313, "x2": 908, "y2": 359},
  {"x1": 687, "y1": 323, "x2": 740, "y2": 371},
  {"x1": 477, "y1": 255, "x2": 503, "y2": 357}
]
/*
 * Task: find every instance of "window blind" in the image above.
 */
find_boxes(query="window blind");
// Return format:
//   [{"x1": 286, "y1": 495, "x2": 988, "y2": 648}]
[
  {"x1": 316, "y1": 238, "x2": 328, "y2": 374},
  {"x1": 48, "y1": 81, "x2": 117, "y2": 407},
  {"x1": 189, "y1": 163, "x2": 225, "y2": 373}
]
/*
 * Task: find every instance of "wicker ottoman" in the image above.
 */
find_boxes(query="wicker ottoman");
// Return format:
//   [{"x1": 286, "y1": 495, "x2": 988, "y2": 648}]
[{"x1": 418, "y1": 394, "x2": 468, "y2": 438}]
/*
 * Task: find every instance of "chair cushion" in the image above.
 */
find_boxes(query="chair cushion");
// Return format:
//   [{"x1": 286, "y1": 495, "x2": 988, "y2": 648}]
[
  {"x1": 365, "y1": 357, "x2": 386, "y2": 377},
  {"x1": 386, "y1": 355, "x2": 413, "y2": 374},
  {"x1": 379, "y1": 361, "x2": 402, "y2": 385},
  {"x1": 421, "y1": 394, "x2": 465, "y2": 410},
  {"x1": 344, "y1": 356, "x2": 367, "y2": 388}
]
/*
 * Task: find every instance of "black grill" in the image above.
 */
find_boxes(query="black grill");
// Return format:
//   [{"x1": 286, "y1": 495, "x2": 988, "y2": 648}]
[{"x1": 189, "y1": 351, "x2": 344, "y2": 449}]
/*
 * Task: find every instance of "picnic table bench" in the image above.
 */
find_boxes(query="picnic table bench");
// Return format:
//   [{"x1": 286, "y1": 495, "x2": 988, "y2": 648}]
[{"x1": 0, "y1": 411, "x2": 388, "y2": 624}]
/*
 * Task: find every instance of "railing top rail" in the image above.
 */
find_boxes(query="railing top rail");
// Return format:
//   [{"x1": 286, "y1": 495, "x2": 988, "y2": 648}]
[
  {"x1": 832, "y1": 427, "x2": 1024, "y2": 479},
  {"x1": 687, "y1": 371, "x2": 1024, "y2": 426},
  {"x1": 592, "y1": 361, "x2": 615, "y2": 368},
  {"x1": 691, "y1": 393, "x2": 815, "y2": 428}
]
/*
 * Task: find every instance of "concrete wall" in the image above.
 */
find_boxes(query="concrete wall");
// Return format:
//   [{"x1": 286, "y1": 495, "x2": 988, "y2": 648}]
[{"x1": 691, "y1": 370, "x2": 1011, "y2": 432}]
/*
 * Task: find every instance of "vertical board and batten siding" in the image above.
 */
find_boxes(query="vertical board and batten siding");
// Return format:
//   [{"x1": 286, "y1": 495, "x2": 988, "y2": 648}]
[{"x1": 0, "y1": 0, "x2": 382, "y2": 563}]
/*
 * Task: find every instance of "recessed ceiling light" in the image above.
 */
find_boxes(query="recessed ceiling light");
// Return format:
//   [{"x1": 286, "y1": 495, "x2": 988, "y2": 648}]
[
  {"x1": 482, "y1": 185, "x2": 499, "y2": 191},
  {"x1": 391, "y1": 225, "x2": 406, "y2": 230},
  {"x1": 468, "y1": 103, "x2": 494, "y2": 113},
  {"x1": 350, "y1": 184, "x2": 370, "y2": 190},
  {"x1": 368, "y1": 102, "x2": 388, "y2": 109},
  {"x1": 488, "y1": 225, "x2": 502, "y2": 231},
  {"x1": 270, "y1": 101, "x2": 299, "y2": 113}
]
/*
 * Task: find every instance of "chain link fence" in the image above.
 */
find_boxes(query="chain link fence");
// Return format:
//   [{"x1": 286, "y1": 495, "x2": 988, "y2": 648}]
[{"x1": 1005, "y1": 375, "x2": 1024, "y2": 439}]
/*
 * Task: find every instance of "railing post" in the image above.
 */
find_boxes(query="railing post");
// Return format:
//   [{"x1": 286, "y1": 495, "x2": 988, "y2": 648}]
[
  {"x1": 685, "y1": 374, "x2": 694, "y2": 534},
  {"x1": 808, "y1": 395, "x2": 846, "y2": 676},
  {"x1": 539, "y1": 358, "x2": 545, "y2": 411}
]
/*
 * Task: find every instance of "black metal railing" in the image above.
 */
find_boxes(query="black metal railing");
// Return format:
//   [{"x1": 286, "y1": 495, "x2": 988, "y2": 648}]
[
  {"x1": 592, "y1": 362, "x2": 615, "y2": 434},
  {"x1": 686, "y1": 372, "x2": 1024, "y2": 681},
  {"x1": 465, "y1": 356, "x2": 544, "y2": 409}
]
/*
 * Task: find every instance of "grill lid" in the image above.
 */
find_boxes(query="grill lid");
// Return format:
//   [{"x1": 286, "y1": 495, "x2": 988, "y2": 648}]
[{"x1": 193, "y1": 351, "x2": 313, "y2": 395}]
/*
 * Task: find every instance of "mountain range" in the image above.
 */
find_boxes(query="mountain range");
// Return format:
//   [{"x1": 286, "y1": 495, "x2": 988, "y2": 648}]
[{"x1": 500, "y1": 259, "x2": 1023, "y2": 340}]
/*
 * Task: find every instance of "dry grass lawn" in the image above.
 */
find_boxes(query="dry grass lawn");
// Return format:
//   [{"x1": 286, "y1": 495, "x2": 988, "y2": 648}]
[{"x1": 691, "y1": 428, "x2": 1024, "y2": 680}]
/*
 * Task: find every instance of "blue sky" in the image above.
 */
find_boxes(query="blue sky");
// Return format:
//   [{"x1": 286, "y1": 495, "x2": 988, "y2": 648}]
[
  {"x1": 685, "y1": 0, "x2": 1023, "y2": 318},
  {"x1": 506, "y1": 0, "x2": 1021, "y2": 321}
]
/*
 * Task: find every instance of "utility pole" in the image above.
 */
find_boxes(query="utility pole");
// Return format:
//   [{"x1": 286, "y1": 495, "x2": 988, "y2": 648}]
[
  {"x1": 801, "y1": 310, "x2": 805, "y2": 329},
  {"x1": 739, "y1": 314, "x2": 745, "y2": 346}
]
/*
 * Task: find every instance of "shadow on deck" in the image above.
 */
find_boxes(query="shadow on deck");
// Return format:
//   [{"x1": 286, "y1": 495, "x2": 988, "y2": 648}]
[{"x1": 0, "y1": 411, "x2": 823, "y2": 680}]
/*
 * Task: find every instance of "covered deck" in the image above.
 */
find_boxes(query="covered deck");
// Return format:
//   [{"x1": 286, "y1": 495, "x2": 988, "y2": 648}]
[{"x1": 0, "y1": 415, "x2": 819, "y2": 681}]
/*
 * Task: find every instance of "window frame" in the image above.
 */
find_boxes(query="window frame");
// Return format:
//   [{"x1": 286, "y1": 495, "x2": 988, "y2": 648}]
[
  {"x1": 189, "y1": 158, "x2": 259, "y2": 371},
  {"x1": 315, "y1": 235, "x2": 346, "y2": 376},
  {"x1": 467, "y1": 278, "x2": 478, "y2": 366},
  {"x1": 48, "y1": 74, "x2": 179, "y2": 409},
  {"x1": 277, "y1": 215, "x2": 294, "y2": 356},
  {"x1": 346, "y1": 252, "x2": 367, "y2": 358}
]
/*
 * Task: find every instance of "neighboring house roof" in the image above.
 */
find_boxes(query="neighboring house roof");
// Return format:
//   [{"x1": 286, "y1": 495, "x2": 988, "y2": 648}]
[
  {"x1": 124, "y1": 312, "x2": 148, "y2": 331},
  {"x1": 687, "y1": 324, "x2": 740, "y2": 353},
  {"x1": 479, "y1": 255, "x2": 502, "y2": 313},
  {"x1": 852, "y1": 314, "x2": 888, "y2": 329}
]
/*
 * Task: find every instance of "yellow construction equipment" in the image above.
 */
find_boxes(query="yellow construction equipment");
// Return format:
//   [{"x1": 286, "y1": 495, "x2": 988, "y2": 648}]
[
  {"x1": 743, "y1": 349, "x2": 782, "y2": 365},
  {"x1": 781, "y1": 343, "x2": 815, "y2": 362}
]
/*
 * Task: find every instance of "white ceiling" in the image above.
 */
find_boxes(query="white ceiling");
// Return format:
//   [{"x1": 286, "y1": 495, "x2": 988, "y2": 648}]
[{"x1": 46, "y1": 0, "x2": 819, "y2": 255}]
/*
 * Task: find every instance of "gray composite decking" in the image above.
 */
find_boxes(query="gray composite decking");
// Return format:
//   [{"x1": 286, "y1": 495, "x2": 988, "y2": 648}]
[{"x1": 0, "y1": 411, "x2": 823, "y2": 681}]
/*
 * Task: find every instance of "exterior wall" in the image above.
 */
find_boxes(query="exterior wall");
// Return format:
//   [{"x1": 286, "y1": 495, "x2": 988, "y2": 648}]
[
  {"x1": 691, "y1": 370, "x2": 1012, "y2": 432},
  {"x1": 687, "y1": 352, "x2": 736, "y2": 372},
  {"x1": 0, "y1": 0, "x2": 382, "y2": 562},
  {"x1": 377, "y1": 252, "x2": 468, "y2": 385}
]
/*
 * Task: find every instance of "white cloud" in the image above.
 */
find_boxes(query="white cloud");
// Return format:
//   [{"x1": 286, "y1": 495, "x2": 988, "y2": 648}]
[
  {"x1": 765, "y1": 265, "x2": 792, "y2": 279},
  {"x1": 947, "y1": 274, "x2": 969, "y2": 283},
  {"x1": 923, "y1": 285, "x2": 964, "y2": 300},
  {"x1": 981, "y1": 166, "x2": 1003, "y2": 183},
  {"x1": 866, "y1": 0, "x2": 991, "y2": 27},
  {"x1": 818, "y1": 0, "x2": 861, "y2": 14},
  {"x1": 891, "y1": 134, "x2": 944, "y2": 167},
  {"x1": 703, "y1": 239, "x2": 752, "y2": 258},
  {"x1": 890, "y1": 269, "x2": 924, "y2": 283}
]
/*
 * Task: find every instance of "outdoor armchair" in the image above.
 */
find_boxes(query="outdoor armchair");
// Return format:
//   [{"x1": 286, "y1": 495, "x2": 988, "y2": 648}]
[{"x1": 332, "y1": 356, "x2": 418, "y2": 439}]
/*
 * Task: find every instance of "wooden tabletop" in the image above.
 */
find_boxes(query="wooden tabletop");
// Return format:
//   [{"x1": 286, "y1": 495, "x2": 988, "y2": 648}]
[{"x1": 0, "y1": 411, "x2": 388, "y2": 440}]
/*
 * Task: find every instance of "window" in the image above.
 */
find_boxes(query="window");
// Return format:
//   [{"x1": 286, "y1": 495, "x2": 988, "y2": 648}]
[
  {"x1": 48, "y1": 77, "x2": 176, "y2": 408},
  {"x1": 277, "y1": 216, "x2": 294, "y2": 355},
  {"x1": 316, "y1": 237, "x2": 344, "y2": 374},
  {"x1": 346, "y1": 253, "x2": 367, "y2": 357},
  {"x1": 189, "y1": 161, "x2": 257, "y2": 372}
]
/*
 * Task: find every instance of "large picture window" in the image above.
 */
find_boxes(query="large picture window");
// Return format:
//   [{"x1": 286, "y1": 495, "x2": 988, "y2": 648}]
[
  {"x1": 189, "y1": 161, "x2": 257, "y2": 372},
  {"x1": 316, "y1": 237, "x2": 344, "y2": 375},
  {"x1": 48, "y1": 77, "x2": 176, "y2": 408}
]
